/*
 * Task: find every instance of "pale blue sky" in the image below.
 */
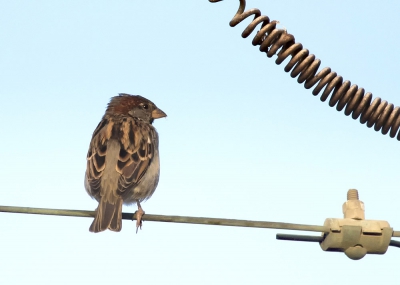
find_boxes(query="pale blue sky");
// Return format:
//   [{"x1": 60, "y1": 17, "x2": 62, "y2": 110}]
[{"x1": 1, "y1": 0, "x2": 400, "y2": 284}]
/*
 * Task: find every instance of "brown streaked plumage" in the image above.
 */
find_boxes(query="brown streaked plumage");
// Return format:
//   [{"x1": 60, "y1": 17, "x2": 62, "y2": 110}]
[{"x1": 85, "y1": 93, "x2": 166, "y2": 233}]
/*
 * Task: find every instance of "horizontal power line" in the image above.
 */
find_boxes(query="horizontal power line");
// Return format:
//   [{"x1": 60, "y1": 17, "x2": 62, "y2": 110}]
[
  {"x1": 0, "y1": 205, "x2": 327, "y2": 232},
  {"x1": 1, "y1": 205, "x2": 399, "y2": 237}
]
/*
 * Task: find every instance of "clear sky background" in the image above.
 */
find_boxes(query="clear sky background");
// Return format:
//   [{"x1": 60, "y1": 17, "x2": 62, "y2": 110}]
[{"x1": 1, "y1": 0, "x2": 400, "y2": 284}]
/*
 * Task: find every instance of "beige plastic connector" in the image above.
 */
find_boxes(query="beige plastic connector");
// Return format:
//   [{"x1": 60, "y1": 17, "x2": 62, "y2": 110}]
[{"x1": 320, "y1": 189, "x2": 392, "y2": 260}]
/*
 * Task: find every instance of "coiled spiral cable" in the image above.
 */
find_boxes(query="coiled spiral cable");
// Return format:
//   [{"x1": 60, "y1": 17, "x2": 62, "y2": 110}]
[{"x1": 210, "y1": 0, "x2": 400, "y2": 140}]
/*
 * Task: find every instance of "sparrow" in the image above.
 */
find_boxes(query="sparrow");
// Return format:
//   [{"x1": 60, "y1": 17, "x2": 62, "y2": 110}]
[{"x1": 85, "y1": 93, "x2": 166, "y2": 233}]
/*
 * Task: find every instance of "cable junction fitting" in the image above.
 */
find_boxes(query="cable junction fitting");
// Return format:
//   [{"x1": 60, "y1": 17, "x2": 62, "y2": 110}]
[{"x1": 277, "y1": 189, "x2": 396, "y2": 260}]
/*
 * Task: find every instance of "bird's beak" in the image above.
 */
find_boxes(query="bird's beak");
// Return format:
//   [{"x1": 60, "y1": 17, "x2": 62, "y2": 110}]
[{"x1": 151, "y1": 108, "x2": 167, "y2": 119}]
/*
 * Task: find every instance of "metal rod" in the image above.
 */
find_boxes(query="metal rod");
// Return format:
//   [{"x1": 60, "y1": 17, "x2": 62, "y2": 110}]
[
  {"x1": 276, "y1": 233, "x2": 324, "y2": 242},
  {"x1": 0, "y1": 205, "x2": 329, "y2": 232},
  {"x1": 392, "y1": 231, "x2": 400, "y2": 237}
]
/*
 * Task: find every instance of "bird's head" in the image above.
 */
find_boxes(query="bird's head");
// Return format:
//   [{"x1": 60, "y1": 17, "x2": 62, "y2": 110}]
[{"x1": 106, "y1": 93, "x2": 167, "y2": 124}]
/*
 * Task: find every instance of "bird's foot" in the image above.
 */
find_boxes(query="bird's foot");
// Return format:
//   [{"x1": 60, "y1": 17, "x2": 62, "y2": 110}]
[{"x1": 134, "y1": 203, "x2": 145, "y2": 233}]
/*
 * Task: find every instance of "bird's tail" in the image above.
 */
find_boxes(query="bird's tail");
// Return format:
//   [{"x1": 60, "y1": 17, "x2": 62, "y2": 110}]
[{"x1": 89, "y1": 196, "x2": 123, "y2": 233}]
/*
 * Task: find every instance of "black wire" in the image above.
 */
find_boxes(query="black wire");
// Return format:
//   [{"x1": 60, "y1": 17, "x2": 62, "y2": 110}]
[
  {"x1": 276, "y1": 233, "x2": 323, "y2": 242},
  {"x1": 390, "y1": 240, "x2": 400, "y2": 248},
  {"x1": 278, "y1": 233, "x2": 400, "y2": 249}
]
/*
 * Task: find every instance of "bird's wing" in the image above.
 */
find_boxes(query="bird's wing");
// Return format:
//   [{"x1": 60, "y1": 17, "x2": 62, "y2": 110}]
[
  {"x1": 86, "y1": 117, "x2": 155, "y2": 198},
  {"x1": 115, "y1": 118, "x2": 156, "y2": 195},
  {"x1": 85, "y1": 118, "x2": 109, "y2": 198}
]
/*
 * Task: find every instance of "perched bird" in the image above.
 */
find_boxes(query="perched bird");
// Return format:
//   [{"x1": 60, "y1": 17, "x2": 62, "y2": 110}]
[{"x1": 85, "y1": 93, "x2": 166, "y2": 233}]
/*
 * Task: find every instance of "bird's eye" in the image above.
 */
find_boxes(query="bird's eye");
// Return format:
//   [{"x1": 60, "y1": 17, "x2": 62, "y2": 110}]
[{"x1": 142, "y1": 104, "x2": 149, "y2": 110}]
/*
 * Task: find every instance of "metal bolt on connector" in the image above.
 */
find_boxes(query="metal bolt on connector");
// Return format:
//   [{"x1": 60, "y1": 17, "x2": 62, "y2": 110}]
[
  {"x1": 347, "y1": 189, "x2": 359, "y2": 200},
  {"x1": 342, "y1": 189, "x2": 365, "y2": 220}
]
